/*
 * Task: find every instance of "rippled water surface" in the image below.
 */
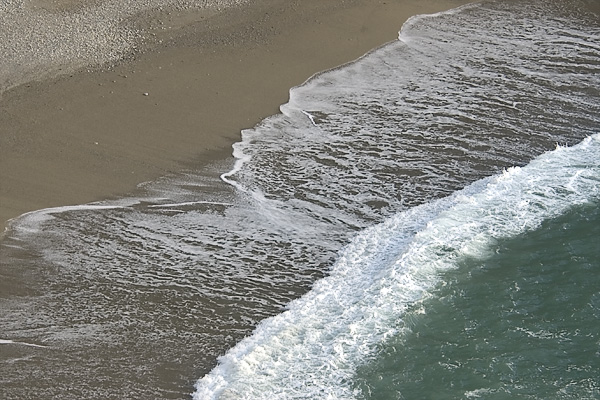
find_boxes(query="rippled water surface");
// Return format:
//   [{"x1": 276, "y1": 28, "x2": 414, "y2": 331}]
[
  {"x1": 354, "y1": 200, "x2": 600, "y2": 399},
  {"x1": 1, "y1": 0, "x2": 599, "y2": 398}
]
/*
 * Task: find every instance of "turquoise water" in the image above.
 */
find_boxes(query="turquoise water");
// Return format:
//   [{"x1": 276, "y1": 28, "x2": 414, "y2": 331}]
[
  {"x1": 1, "y1": 0, "x2": 599, "y2": 398},
  {"x1": 355, "y1": 201, "x2": 600, "y2": 399},
  {"x1": 195, "y1": 135, "x2": 600, "y2": 399}
]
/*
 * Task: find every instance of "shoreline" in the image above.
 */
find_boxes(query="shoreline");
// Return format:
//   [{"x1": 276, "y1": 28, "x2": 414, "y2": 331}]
[{"x1": 0, "y1": 0, "x2": 471, "y2": 234}]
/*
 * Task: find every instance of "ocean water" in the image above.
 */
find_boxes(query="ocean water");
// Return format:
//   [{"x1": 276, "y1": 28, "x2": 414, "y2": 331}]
[
  {"x1": 353, "y1": 198, "x2": 600, "y2": 399},
  {"x1": 1, "y1": 0, "x2": 599, "y2": 399}
]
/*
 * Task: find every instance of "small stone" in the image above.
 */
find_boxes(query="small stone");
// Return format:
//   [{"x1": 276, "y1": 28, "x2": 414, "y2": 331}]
[{"x1": 143, "y1": 92, "x2": 149, "y2": 96}]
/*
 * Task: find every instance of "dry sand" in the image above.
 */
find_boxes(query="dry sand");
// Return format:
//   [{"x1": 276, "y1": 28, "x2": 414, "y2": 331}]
[{"x1": 0, "y1": 0, "x2": 470, "y2": 233}]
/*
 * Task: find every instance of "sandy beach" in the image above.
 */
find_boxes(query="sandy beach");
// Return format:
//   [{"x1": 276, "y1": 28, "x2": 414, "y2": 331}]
[
  {"x1": 0, "y1": 0, "x2": 469, "y2": 234},
  {"x1": 5, "y1": 1, "x2": 599, "y2": 398}
]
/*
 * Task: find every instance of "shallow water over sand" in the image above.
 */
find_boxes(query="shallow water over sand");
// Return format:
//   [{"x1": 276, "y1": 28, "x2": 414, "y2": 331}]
[{"x1": 1, "y1": 0, "x2": 600, "y2": 398}]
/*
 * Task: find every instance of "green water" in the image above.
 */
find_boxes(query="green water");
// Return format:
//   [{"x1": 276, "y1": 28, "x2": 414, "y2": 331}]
[{"x1": 355, "y1": 201, "x2": 600, "y2": 399}]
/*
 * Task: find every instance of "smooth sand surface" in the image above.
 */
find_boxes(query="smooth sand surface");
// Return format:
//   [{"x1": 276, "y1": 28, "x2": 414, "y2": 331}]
[{"x1": 0, "y1": 0, "x2": 470, "y2": 233}]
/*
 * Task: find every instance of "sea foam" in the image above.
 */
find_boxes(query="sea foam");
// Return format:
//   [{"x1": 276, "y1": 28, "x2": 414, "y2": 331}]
[{"x1": 194, "y1": 134, "x2": 600, "y2": 399}]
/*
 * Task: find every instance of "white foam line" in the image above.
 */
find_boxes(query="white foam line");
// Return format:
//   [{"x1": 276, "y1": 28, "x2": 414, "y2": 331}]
[
  {"x1": 149, "y1": 201, "x2": 233, "y2": 208},
  {"x1": 13, "y1": 201, "x2": 140, "y2": 222},
  {"x1": 0, "y1": 339, "x2": 48, "y2": 348},
  {"x1": 301, "y1": 110, "x2": 318, "y2": 126},
  {"x1": 5, "y1": 199, "x2": 142, "y2": 235},
  {"x1": 398, "y1": 1, "x2": 482, "y2": 42},
  {"x1": 220, "y1": 130, "x2": 254, "y2": 194}
]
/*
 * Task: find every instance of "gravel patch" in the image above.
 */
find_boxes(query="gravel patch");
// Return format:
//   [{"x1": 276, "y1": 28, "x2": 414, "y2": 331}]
[{"x1": 0, "y1": 0, "x2": 250, "y2": 95}]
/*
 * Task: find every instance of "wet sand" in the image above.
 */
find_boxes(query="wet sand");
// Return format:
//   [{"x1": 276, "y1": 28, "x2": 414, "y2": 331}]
[
  {"x1": 0, "y1": 0, "x2": 470, "y2": 234},
  {"x1": 1, "y1": 1, "x2": 476, "y2": 397}
]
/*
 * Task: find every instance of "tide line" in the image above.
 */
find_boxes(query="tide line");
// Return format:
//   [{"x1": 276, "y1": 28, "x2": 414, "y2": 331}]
[{"x1": 0, "y1": 339, "x2": 49, "y2": 348}]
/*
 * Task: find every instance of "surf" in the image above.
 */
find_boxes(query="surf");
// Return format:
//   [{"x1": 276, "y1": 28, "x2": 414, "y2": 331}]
[{"x1": 194, "y1": 134, "x2": 600, "y2": 399}]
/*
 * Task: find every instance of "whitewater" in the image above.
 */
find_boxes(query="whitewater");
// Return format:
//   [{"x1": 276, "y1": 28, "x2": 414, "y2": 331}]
[
  {"x1": 195, "y1": 135, "x2": 600, "y2": 399},
  {"x1": 1, "y1": 0, "x2": 599, "y2": 398}
]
